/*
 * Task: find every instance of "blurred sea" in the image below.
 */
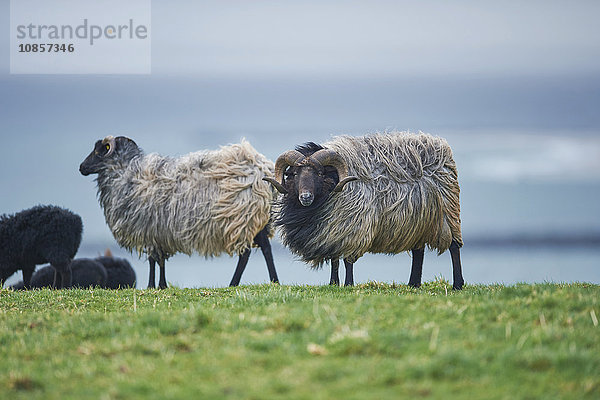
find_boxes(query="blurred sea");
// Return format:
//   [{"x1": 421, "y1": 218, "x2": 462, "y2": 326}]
[{"x1": 1, "y1": 75, "x2": 599, "y2": 287}]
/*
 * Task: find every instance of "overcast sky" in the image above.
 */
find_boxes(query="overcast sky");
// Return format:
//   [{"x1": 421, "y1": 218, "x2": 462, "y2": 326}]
[
  {"x1": 151, "y1": 0, "x2": 600, "y2": 77},
  {"x1": 1, "y1": 0, "x2": 600, "y2": 77}
]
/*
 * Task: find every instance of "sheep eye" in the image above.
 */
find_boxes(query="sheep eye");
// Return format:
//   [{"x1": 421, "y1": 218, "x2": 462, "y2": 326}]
[{"x1": 105, "y1": 144, "x2": 110, "y2": 151}]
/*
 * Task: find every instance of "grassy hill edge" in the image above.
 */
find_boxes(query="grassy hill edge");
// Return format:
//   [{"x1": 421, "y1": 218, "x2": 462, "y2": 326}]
[{"x1": 1, "y1": 281, "x2": 598, "y2": 399}]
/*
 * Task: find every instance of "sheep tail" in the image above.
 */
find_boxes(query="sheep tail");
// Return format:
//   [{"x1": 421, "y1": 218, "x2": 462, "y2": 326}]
[{"x1": 208, "y1": 139, "x2": 275, "y2": 255}]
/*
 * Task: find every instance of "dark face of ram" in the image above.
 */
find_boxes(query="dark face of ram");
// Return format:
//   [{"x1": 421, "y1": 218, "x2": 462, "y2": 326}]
[
  {"x1": 284, "y1": 163, "x2": 338, "y2": 207},
  {"x1": 264, "y1": 143, "x2": 358, "y2": 207},
  {"x1": 79, "y1": 136, "x2": 138, "y2": 176}
]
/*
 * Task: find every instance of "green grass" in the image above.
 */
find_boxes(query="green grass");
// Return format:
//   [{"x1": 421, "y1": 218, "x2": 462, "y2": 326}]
[{"x1": 1, "y1": 280, "x2": 599, "y2": 399}]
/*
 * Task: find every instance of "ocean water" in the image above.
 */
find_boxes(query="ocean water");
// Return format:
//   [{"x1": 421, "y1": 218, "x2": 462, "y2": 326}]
[
  {"x1": 118, "y1": 243, "x2": 600, "y2": 288},
  {"x1": 1, "y1": 76, "x2": 599, "y2": 288},
  {"x1": 6, "y1": 241, "x2": 598, "y2": 289}
]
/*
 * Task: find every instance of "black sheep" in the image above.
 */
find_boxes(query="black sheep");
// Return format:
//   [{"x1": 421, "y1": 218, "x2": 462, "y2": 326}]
[
  {"x1": 11, "y1": 258, "x2": 107, "y2": 289},
  {"x1": 95, "y1": 250, "x2": 136, "y2": 289},
  {"x1": 8, "y1": 280, "x2": 25, "y2": 290},
  {"x1": 0, "y1": 205, "x2": 82, "y2": 288}
]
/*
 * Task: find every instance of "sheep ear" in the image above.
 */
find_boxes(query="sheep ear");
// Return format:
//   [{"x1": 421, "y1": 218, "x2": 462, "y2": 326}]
[{"x1": 116, "y1": 136, "x2": 137, "y2": 147}]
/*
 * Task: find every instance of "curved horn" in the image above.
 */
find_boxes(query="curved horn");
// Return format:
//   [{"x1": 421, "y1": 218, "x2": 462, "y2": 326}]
[
  {"x1": 262, "y1": 177, "x2": 287, "y2": 194},
  {"x1": 264, "y1": 150, "x2": 306, "y2": 194},
  {"x1": 310, "y1": 149, "x2": 358, "y2": 192},
  {"x1": 102, "y1": 135, "x2": 117, "y2": 157}
]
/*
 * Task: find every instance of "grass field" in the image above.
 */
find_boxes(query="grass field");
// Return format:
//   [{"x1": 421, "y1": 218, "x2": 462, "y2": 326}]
[{"x1": 1, "y1": 280, "x2": 598, "y2": 399}]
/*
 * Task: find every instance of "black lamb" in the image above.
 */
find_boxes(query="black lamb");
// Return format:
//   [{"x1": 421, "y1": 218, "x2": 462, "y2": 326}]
[
  {"x1": 95, "y1": 250, "x2": 136, "y2": 289},
  {"x1": 10, "y1": 258, "x2": 107, "y2": 289},
  {"x1": 0, "y1": 205, "x2": 82, "y2": 288}
]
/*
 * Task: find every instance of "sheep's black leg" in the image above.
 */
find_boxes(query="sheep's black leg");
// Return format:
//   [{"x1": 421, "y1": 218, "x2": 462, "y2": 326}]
[
  {"x1": 157, "y1": 257, "x2": 167, "y2": 289},
  {"x1": 330, "y1": 259, "x2": 340, "y2": 286},
  {"x1": 343, "y1": 259, "x2": 354, "y2": 286},
  {"x1": 60, "y1": 266, "x2": 72, "y2": 289},
  {"x1": 253, "y1": 227, "x2": 279, "y2": 283},
  {"x1": 450, "y1": 240, "x2": 464, "y2": 290},
  {"x1": 408, "y1": 248, "x2": 425, "y2": 288},
  {"x1": 22, "y1": 266, "x2": 34, "y2": 289},
  {"x1": 51, "y1": 263, "x2": 72, "y2": 289},
  {"x1": 147, "y1": 257, "x2": 156, "y2": 289},
  {"x1": 44, "y1": 251, "x2": 73, "y2": 289},
  {"x1": 52, "y1": 269, "x2": 59, "y2": 289},
  {"x1": 230, "y1": 249, "x2": 251, "y2": 287}
]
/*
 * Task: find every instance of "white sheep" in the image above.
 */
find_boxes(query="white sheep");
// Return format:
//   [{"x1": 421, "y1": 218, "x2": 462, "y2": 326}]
[
  {"x1": 80, "y1": 136, "x2": 278, "y2": 288},
  {"x1": 265, "y1": 131, "x2": 464, "y2": 289}
]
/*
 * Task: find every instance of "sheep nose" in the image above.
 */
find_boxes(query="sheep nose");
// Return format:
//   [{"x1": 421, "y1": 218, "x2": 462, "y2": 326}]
[{"x1": 299, "y1": 192, "x2": 314, "y2": 206}]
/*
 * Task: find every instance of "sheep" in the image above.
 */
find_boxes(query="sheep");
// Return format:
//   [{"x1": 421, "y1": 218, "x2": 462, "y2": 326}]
[
  {"x1": 10, "y1": 252, "x2": 136, "y2": 290},
  {"x1": 80, "y1": 135, "x2": 279, "y2": 289},
  {"x1": 0, "y1": 205, "x2": 82, "y2": 289},
  {"x1": 8, "y1": 280, "x2": 25, "y2": 290},
  {"x1": 264, "y1": 131, "x2": 464, "y2": 289},
  {"x1": 95, "y1": 249, "x2": 136, "y2": 289},
  {"x1": 9, "y1": 258, "x2": 107, "y2": 289}
]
